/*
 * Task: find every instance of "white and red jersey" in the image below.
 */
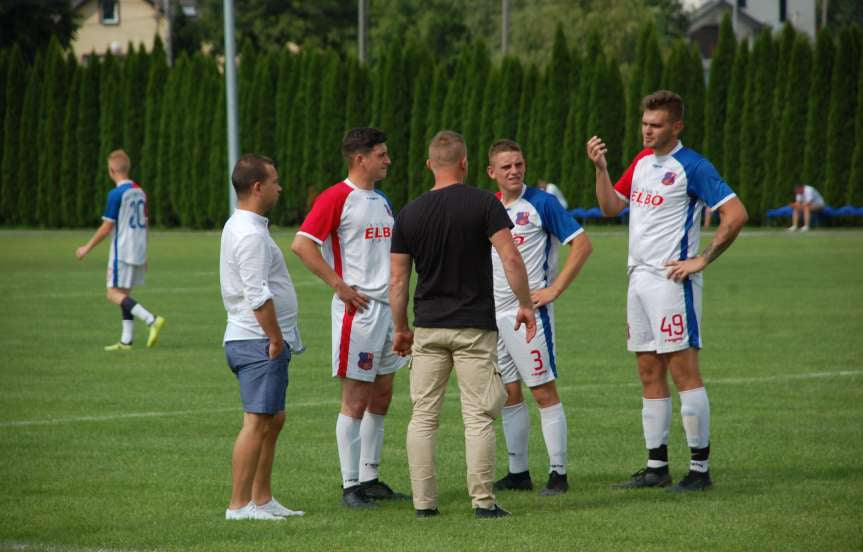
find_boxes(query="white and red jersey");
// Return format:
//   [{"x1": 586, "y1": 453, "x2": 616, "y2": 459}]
[
  {"x1": 297, "y1": 178, "x2": 395, "y2": 303},
  {"x1": 615, "y1": 142, "x2": 736, "y2": 273},
  {"x1": 491, "y1": 186, "x2": 584, "y2": 310}
]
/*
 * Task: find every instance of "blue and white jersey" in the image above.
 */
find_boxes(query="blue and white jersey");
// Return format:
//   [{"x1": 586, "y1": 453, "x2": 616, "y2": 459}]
[
  {"x1": 491, "y1": 186, "x2": 584, "y2": 310},
  {"x1": 614, "y1": 142, "x2": 736, "y2": 274},
  {"x1": 103, "y1": 180, "x2": 148, "y2": 266}
]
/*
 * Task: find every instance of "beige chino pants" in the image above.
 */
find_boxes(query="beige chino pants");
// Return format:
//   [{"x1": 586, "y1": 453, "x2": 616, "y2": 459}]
[{"x1": 406, "y1": 327, "x2": 508, "y2": 510}]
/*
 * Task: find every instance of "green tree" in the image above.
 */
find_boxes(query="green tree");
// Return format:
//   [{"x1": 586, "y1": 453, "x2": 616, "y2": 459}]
[
  {"x1": 775, "y1": 36, "x2": 813, "y2": 208},
  {"x1": 316, "y1": 52, "x2": 346, "y2": 192},
  {"x1": 685, "y1": 43, "x2": 705, "y2": 153},
  {"x1": 17, "y1": 53, "x2": 42, "y2": 226},
  {"x1": 59, "y1": 67, "x2": 80, "y2": 227},
  {"x1": 848, "y1": 47, "x2": 863, "y2": 205},
  {"x1": 823, "y1": 26, "x2": 861, "y2": 205},
  {"x1": 273, "y1": 50, "x2": 298, "y2": 225},
  {"x1": 584, "y1": 56, "x2": 626, "y2": 208},
  {"x1": 439, "y1": 49, "x2": 471, "y2": 131},
  {"x1": 408, "y1": 63, "x2": 433, "y2": 200},
  {"x1": 249, "y1": 52, "x2": 276, "y2": 156},
  {"x1": 477, "y1": 67, "x2": 501, "y2": 190},
  {"x1": 75, "y1": 60, "x2": 102, "y2": 228},
  {"x1": 208, "y1": 83, "x2": 229, "y2": 227},
  {"x1": 803, "y1": 28, "x2": 835, "y2": 187},
  {"x1": 703, "y1": 13, "x2": 736, "y2": 169},
  {"x1": 543, "y1": 24, "x2": 573, "y2": 184},
  {"x1": 761, "y1": 23, "x2": 798, "y2": 214},
  {"x1": 423, "y1": 65, "x2": 448, "y2": 189},
  {"x1": 299, "y1": 51, "x2": 323, "y2": 211},
  {"x1": 98, "y1": 52, "x2": 124, "y2": 207},
  {"x1": 344, "y1": 57, "x2": 371, "y2": 129},
  {"x1": 286, "y1": 51, "x2": 316, "y2": 220},
  {"x1": 238, "y1": 42, "x2": 257, "y2": 154},
  {"x1": 121, "y1": 45, "x2": 148, "y2": 167},
  {"x1": 139, "y1": 41, "x2": 168, "y2": 195},
  {"x1": 376, "y1": 39, "x2": 413, "y2": 209},
  {"x1": 492, "y1": 55, "x2": 523, "y2": 143},
  {"x1": 465, "y1": 41, "x2": 492, "y2": 188},
  {"x1": 527, "y1": 68, "x2": 548, "y2": 181},
  {"x1": 36, "y1": 38, "x2": 69, "y2": 227},
  {"x1": 187, "y1": 56, "x2": 219, "y2": 228},
  {"x1": 623, "y1": 24, "x2": 651, "y2": 165},
  {"x1": 721, "y1": 40, "x2": 749, "y2": 188},
  {"x1": 0, "y1": 45, "x2": 25, "y2": 224},
  {"x1": 153, "y1": 56, "x2": 182, "y2": 226},
  {"x1": 516, "y1": 64, "x2": 539, "y2": 154},
  {"x1": 738, "y1": 28, "x2": 775, "y2": 223}
]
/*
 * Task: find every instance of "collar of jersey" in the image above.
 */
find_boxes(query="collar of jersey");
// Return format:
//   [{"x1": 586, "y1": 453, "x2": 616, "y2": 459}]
[
  {"x1": 652, "y1": 141, "x2": 683, "y2": 162},
  {"x1": 115, "y1": 179, "x2": 133, "y2": 188},
  {"x1": 502, "y1": 184, "x2": 526, "y2": 208}
]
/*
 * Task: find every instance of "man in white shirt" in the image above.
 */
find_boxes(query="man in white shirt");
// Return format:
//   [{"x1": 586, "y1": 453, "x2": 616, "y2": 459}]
[
  {"x1": 787, "y1": 185, "x2": 825, "y2": 232},
  {"x1": 537, "y1": 180, "x2": 568, "y2": 209},
  {"x1": 75, "y1": 149, "x2": 165, "y2": 351},
  {"x1": 587, "y1": 90, "x2": 748, "y2": 492},
  {"x1": 221, "y1": 154, "x2": 305, "y2": 521}
]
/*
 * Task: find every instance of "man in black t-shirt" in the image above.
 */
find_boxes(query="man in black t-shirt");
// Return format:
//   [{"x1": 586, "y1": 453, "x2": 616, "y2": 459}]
[{"x1": 390, "y1": 130, "x2": 536, "y2": 519}]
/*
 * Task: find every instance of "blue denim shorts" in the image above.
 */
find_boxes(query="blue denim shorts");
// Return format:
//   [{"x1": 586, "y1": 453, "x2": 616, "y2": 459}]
[{"x1": 225, "y1": 339, "x2": 290, "y2": 414}]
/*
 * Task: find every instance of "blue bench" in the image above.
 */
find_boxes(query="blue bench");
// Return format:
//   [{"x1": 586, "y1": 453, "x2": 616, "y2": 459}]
[{"x1": 766, "y1": 205, "x2": 863, "y2": 225}]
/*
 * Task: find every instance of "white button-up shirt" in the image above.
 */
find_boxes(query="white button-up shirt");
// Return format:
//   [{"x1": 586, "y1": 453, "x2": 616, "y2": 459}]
[{"x1": 220, "y1": 209, "x2": 303, "y2": 351}]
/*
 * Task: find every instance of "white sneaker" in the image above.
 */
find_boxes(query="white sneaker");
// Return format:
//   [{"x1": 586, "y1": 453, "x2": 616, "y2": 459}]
[
  {"x1": 800, "y1": 225, "x2": 810, "y2": 232},
  {"x1": 785, "y1": 225, "x2": 797, "y2": 232},
  {"x1": 225, "y1": 501, "x2": 285, "y2": 521},
  {"x1": 257, "y1": 497, "x2": 305, "y2": 517}
]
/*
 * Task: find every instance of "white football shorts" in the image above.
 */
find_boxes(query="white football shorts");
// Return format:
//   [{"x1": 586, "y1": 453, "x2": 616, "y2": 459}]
[
  {"x1": 496, "y1": 304, "x2": 557, "y2": 387},
  {"x1": 106, "y1": 261, "x2": 145, "y2": 289},
  {"x1": 331, "y1": 295, "x2": 408, "y2": 382},
  {"x1": 627, "y1": 268, "x2": 703, "y2": 354}
]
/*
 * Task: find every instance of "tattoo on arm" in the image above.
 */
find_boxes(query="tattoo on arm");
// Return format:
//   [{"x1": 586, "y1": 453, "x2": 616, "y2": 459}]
[{"x1": 700, "y1": 226, "x2": 737, "y2": 264}]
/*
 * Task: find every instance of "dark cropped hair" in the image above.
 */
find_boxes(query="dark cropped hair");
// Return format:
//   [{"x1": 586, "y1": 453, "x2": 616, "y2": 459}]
[
  {"x1": 231, "y1": 154, "x2": 275, "y2": 197},
  {"x1": 641, "y1": 90, "x2": 685, "y2": 122},
  {"x1": 341, "y1": 127, "x2": 388, "y2": 162},
  {"x1": 488, "y1": 139, "x2": 523, "y2": 164}
]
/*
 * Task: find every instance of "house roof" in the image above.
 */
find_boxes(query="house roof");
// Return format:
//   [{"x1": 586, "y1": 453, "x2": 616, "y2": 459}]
[{"x1": 687, "y1": 0, "x2": 766, "y2": 33}]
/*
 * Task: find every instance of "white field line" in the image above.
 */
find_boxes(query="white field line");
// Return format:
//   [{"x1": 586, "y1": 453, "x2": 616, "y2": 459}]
[
  {"x1": 1, "y1": 369, "x2": 860, "y2": 429},
  {"x1": 0, "y1": 541, "x2": 148, "y2": 552}
]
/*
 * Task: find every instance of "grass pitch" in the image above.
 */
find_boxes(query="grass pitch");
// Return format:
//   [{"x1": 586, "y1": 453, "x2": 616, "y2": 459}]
[{"x1": 0, "y1": 228, "x2": 861, "y2": 552}]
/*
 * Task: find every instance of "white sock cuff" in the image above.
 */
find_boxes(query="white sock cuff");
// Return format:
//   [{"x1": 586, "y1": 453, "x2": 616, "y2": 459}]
[
  {"x1": 502, "y1": 401, "x2": 528, "y2": 416},
  {"x1": 679, "y1": 387, "x2": 707, "y2": 398},
  {"x1": 539, "y1": 402, "x2": 564, "y2": 417}
]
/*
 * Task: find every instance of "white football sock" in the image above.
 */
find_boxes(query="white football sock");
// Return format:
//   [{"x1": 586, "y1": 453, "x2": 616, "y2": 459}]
[
  {"x1": 501, "y1": 401, "x2": 530, "y2": 474},
  {"x1": 130, "y1": 303, "x2": 155, "y2": 325},
  {"x1": 680, "y1": 387, "x2": 711, "y2": 472},
  {"x1": 359, "y1": 411, "x2": 385, "y2": 483},
  {"x1": 642, "y1": 397, "x2": 672, "y2": 468},
  {"x1": 336, "y1": 413, "x2": 362, "y2": 488},
  {"x1": 539, "y1": 402, "x2": 567, "y2": 474},
  {"x1": 121, "y1": 320, "x2": 134, "y2": 344}
]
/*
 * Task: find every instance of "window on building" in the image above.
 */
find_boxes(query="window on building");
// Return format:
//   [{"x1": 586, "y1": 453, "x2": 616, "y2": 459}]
[
  {"x1": 779, "y1": 0, "x2": 787, "y2": 22},
  {"x1": 100, "y1": 0, "x2": 119, "y2": 25},
  {"x1": 737, "y1": 0, "x2": 746, "y2": 8}
]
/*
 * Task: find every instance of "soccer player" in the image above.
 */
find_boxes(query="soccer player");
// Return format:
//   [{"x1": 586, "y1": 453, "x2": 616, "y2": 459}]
[
  {"x1": 487, "y1": 140, "x2": 592, "y2": 496},
  {"x1": 75, "y1": 149, "x2": 165, "y2": 351},
  {"x1": 587, "y1": 90, "x2": 748, "y2": 492},
  {"x1": 221, "y1": 154, "x2": 304, "y2": 521},
  {"x1": 291, "y1": 127, "x2": 408, "y2": 508}
]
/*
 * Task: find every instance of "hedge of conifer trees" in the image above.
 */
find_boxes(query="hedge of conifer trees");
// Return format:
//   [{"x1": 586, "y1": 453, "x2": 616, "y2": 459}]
[{"x1": 1, "y1": 15, "x2": 861, "y2": 228}]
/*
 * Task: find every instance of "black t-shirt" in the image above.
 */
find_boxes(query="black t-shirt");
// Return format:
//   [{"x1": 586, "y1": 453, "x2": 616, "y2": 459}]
[{"x1": 391, "y1": 184, "x2": 513, "y2": 330}]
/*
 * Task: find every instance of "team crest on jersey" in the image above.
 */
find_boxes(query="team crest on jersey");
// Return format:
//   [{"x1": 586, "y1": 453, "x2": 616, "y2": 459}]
[
  {"x1": 358, "y1": 352, "x2": 374, "y2": 371},
  {"x1": 661, "y1": 171, "x2": 677, "y2": 186},
  {"x1": 515, "y1": 212, "x2": 530, "y2": 226}
]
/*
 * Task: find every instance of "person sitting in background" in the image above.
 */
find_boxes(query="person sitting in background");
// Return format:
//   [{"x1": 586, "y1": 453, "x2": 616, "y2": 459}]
[
  {"x1": 537, "y1": 180, "x2": 568, "y2": 209},
  {"x1": 787, "y1": 185, "x2": 825, "y2": 232}
]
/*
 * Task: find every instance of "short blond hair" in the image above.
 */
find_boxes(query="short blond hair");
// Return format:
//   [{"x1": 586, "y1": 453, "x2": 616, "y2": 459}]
[
  {"x1": 108, "y1": 149, "x2": 131, "y2": 174},
  {"x1": 428, "y1": 130, "x2": 466, "y2": 168}
]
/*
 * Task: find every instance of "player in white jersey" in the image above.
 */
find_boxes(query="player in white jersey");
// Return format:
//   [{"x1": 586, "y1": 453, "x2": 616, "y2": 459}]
[
  {"x1": 787, "y1": 184, "x2": 825, "y2": 232},
  {"x1": 291, "y1": 128, "x2": 408, "y2": 508},
  {"x1": 587, "y1": 90, "x2": 748, "y2": 492},
  {"x1": 487, "y1": 140, "x2": 592, "y2": 496},
  {"x1": 75, "y1": 150, "x2": 165, "y2": 351}
]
